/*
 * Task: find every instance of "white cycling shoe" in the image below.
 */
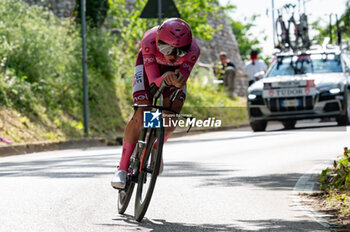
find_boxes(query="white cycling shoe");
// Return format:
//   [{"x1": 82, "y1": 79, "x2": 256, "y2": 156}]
[{"x1": 111, "y1": 170, "x2": 127, "y2": 189}]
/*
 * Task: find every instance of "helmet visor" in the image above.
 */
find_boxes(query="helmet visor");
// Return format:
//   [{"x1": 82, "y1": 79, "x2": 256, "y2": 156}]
[{"x1": 158, "y1": 40, "x2": 190, "y2": 57}]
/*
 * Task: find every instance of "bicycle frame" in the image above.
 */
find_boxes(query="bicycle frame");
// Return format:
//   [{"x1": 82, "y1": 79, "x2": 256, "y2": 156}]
[
  {"x1": 122, "y1": 81, "x2": 192, "y2": 178},
  {"x1": 117, "y1": 81, "x2": 195, "y2": 220}
]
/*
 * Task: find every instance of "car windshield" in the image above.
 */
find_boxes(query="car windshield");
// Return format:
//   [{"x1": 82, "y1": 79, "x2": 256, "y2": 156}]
[{"x1": 267, "y1": 53, "x2": 343, "y2": 77}]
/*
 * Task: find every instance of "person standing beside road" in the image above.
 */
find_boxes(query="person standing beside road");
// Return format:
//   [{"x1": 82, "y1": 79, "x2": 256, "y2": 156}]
[
  {"x1": 214, "y1": 52, "x2": 236, "y2": 98},
  {"x1": 245, "y1": 50, "x2": 267, "y2": 86}
]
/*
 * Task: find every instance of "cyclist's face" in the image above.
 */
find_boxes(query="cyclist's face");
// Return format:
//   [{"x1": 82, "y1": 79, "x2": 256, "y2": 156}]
[{"x1": 165, "y1": 54, "x2": 178, "y2": 64}]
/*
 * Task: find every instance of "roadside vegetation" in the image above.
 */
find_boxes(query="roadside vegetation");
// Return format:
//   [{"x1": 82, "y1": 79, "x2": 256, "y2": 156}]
[
  {"x1": 305, "y1": 1, "x2": 350, "y2": 224},
  {"x1": 0, "y1": 0, "x2": 247, "y2": 144},
  {"x1": 318, "y1": 148, "x2": 350, "y2": 218}
]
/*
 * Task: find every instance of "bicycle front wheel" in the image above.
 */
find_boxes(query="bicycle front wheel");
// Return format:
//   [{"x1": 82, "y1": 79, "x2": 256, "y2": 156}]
[{"x1": 134, "y1": 127, "x2": 164, "y2": 222}]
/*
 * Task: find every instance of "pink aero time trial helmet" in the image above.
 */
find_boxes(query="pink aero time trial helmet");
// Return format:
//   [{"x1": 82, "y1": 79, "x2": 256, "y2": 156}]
[{"x1": 156, "y1": 18, "x2": 192, "y2": 57}]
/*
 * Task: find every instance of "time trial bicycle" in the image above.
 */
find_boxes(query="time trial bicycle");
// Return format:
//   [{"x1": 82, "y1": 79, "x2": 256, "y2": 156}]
[{"x1": 117, "y1": 80, "x2": 191, "y2": 222}]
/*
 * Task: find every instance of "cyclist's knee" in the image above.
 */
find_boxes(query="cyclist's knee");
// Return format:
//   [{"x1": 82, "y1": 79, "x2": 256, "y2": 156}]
[
  {"x1": 130, "y1": 100, "x2": 152, "y2": 125},
  {"x1": 131, "y1": 110, "x2": 143, "y2": 124}
]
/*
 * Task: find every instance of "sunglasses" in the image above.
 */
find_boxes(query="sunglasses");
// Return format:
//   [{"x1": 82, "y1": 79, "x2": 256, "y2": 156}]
[{"x1": 157, "y1": 40, "x2": 190, "y2": 57}]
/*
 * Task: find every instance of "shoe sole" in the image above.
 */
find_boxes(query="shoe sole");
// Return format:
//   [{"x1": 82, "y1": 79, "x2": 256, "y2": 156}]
[{"x1": 111, "y1": 182, "x2": 126, "y2": 190}]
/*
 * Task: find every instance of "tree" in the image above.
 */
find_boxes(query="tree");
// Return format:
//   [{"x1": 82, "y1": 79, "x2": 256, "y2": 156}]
[
  {"x1": 339, "y1": 0, "x2": 350, "y2": 40},
  {"x1": 228, "y1": 15, "x2": 265, "y2": 61},
  {"x1": 311, "y1": 20, "x2": 331, "y2": 44},
  {"x1": 312, "y1": 0, "x2": 350, "y2": 44}
]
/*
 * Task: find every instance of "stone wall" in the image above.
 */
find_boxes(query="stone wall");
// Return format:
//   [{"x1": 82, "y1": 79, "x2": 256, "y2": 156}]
[
  {"x1": 23, "y1": 0, "x2": 76, "y2": 18},
  {"x1": 196, "y1": 15, "x2": 248, "y2": 97}
]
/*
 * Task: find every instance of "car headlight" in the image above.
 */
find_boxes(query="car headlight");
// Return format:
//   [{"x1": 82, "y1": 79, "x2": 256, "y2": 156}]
[
  {"x1": 248, "y1": 94, "x2": 257, "y2": 100},
  {"x1": 329, "y1": 88, "x2": 341, "y2": 94}
]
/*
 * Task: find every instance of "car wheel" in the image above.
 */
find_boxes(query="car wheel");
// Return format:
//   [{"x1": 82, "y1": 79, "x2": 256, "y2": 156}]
[
  {"x1": 282, "y1": 120, "x2": 297, "y2": 130},
  {"x1": 250, "y1": 120, "x2": 267, "y2": 132},
  {"x1": 336, "y1": 89, "x2": 350, "y2": 126}
]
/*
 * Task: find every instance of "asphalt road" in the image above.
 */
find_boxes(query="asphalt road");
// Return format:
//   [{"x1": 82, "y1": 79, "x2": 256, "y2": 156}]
[{"x1": 0, "y1": 121, "x2": 349, "y2": 232}]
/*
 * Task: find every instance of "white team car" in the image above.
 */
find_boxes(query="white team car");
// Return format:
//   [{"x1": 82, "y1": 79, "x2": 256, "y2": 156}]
[{"x1": 247, "y1": 46, "x2": 350, "y2": 131}]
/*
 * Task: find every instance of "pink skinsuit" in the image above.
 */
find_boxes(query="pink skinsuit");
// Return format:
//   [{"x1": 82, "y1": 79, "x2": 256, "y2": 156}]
[
  {"x1": 132, "y1": 27, "x2": 200, "y2": 103},
  {"x1": 118, "y1": 27, "x2": 200, "y2": 172}
]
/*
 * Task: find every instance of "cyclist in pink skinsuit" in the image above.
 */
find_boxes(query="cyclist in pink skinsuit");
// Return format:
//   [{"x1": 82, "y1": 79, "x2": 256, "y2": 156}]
[{"x1": 111, "y1": 18, "x2": 200, "y2": 189}]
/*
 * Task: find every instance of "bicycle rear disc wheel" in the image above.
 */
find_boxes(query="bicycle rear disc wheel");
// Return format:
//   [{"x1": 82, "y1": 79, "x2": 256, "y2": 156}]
[
  {"x1": 117, "y1": 132, "x2": 146, "y2": 215},
  {"x1": 117, "y1": 180, "x2": 135, "y2": 214},
  {"x1": 134, "y1": 127, "x2": 163, "y2": 222}
]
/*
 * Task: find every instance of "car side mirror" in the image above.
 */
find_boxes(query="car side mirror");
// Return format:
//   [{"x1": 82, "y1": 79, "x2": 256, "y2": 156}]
[
  {"x1": 254, "y1": 71, "x2": 265, "y2": 81},
  {"x1": 346, "y1": 65, "x2": 350, "y2": 73}
]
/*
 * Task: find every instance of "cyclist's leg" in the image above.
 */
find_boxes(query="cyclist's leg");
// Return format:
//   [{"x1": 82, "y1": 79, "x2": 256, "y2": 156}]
[
  {"x1": 112, "y1": 101, "x2": 152, "y2": 189},
  {"x1": 113, "y1": 100, "x2": 151, "y2": 189},
  {"x1": 117, "y1": 49, "x2": 153, "y2": 171},
  {"x1": 118, "y1": 100, "x2": 151, "y2": 171}
]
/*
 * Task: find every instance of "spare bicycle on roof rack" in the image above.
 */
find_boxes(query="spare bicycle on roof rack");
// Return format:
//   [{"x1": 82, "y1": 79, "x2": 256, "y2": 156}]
[
  {"x1": 247, "y1": 3, "x2": 349, "y2": 132},
  {"x1": 275, "y1": 3, "x2": 310, "y2": 52}
]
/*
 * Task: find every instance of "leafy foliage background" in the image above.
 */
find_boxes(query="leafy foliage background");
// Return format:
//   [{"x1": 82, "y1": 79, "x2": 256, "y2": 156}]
[{"x1": 0, "y1": 0, "x2": 246, "y2": 143}]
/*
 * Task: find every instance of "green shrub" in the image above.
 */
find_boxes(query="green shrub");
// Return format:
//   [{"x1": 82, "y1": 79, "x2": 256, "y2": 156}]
[
  {"x1": 320, "y1": 148, "x2": 350, "y2": 191},
  {"x1": 0, "y1": 1, "x2": 80, "y2": 82},
  {"x1": 0, "y1": 0, "x2": 81, "y2": 113},
  {"x1": 0, "y1": 0, "x2": 125, "y2": 139}
]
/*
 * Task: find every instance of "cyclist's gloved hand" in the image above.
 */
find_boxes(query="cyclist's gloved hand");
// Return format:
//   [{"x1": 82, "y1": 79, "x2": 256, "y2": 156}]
[
  {"x1": 162, "y1": 71, "x2": 177, "y2": 86},
  {"x1": 172, "y1": 69, "x2": 186, "y2": 89}
]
